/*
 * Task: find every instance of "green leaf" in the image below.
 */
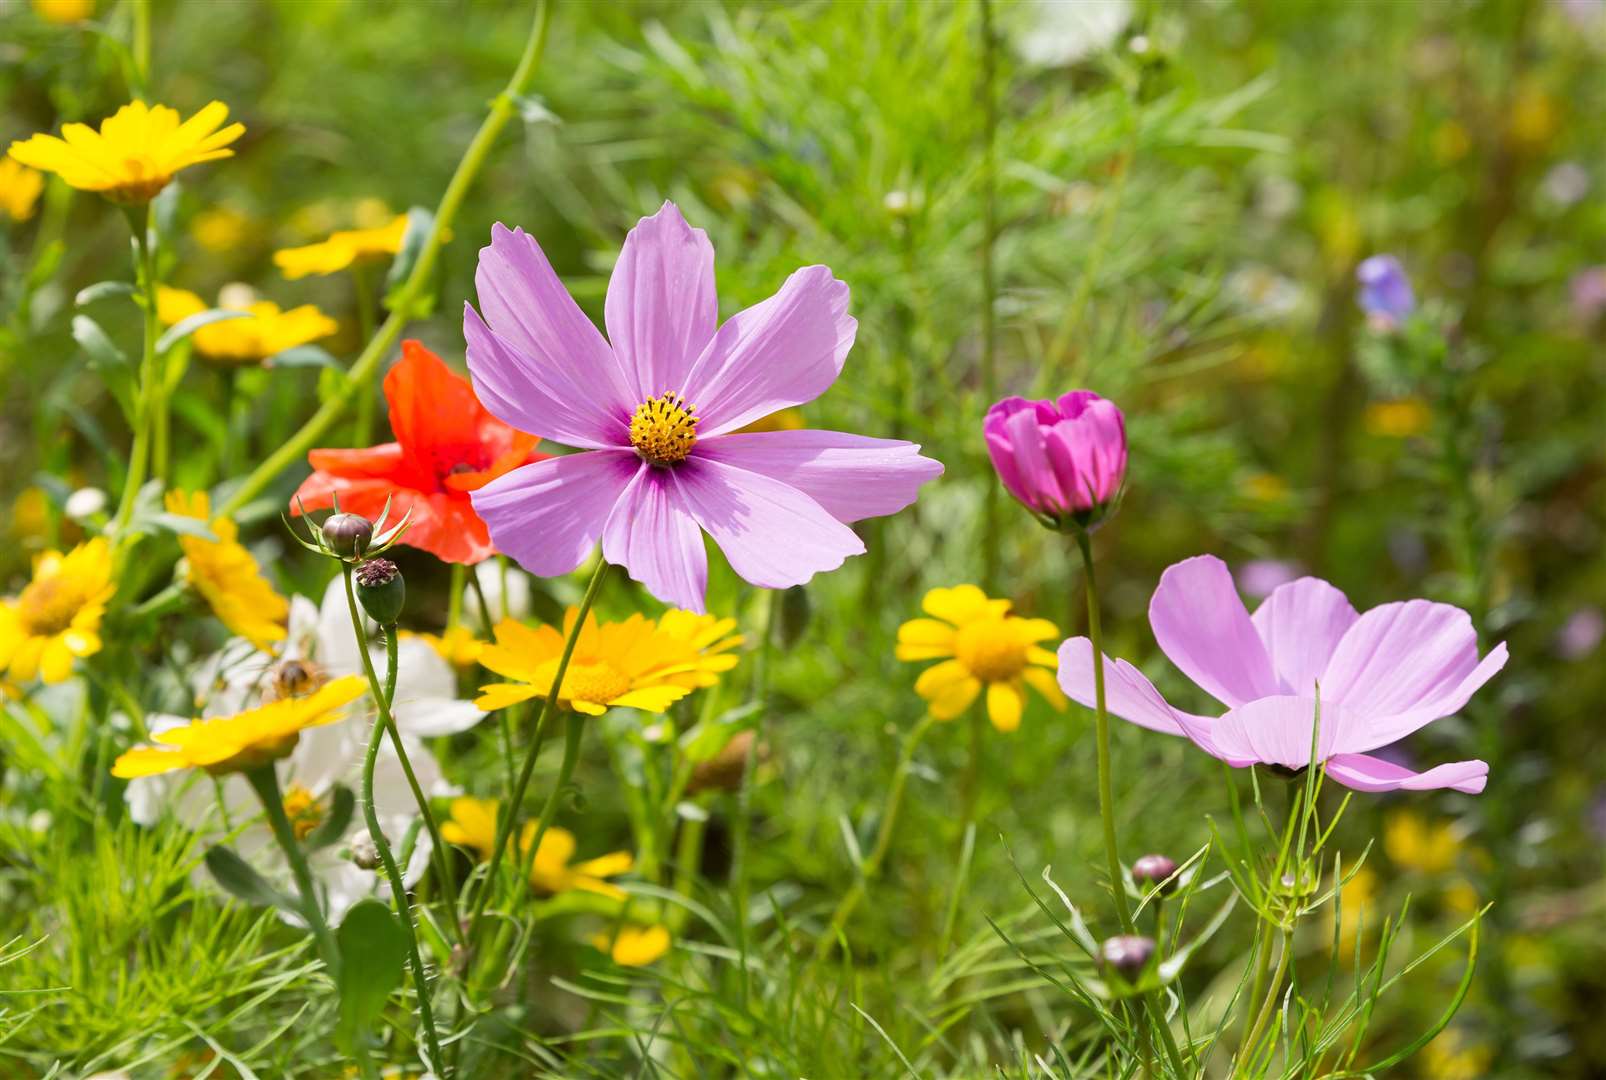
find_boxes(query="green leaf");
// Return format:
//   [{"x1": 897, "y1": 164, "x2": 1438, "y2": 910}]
[
  {"x1": 204, "y1": 846, "x2": 297, "y2": 914},
  {"x1": 268, "y1": 344, "x2": 341, "y2": 370},
  {"x1": 74, "y1": 281, "x2": 136, "y2": 307},
  {"x1": 304, "y1": 785, "x2": 355, "y2": 851},
  {"x1": 72, "y1": 315, "x2": 136, "y2": 420},
  {"x1": 385, "y1": 206, "x2": 435, "y2": 291},
  {"x1": 142, "y1": 512, "x2": 218, "y2": 541},
  {"x1": 156, "y1": 308, "x2": 250, "y2": 354},
  {"x1": 336, "y1": 899, "x2": 409, "y2": 1043}
]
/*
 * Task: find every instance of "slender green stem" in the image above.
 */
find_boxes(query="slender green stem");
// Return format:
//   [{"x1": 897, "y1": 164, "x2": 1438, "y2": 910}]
[
  {"x1": 464, "y1": 555, "x2": 609, "y2": 945},
  {"x1": 112, "y1": 205, "x2": 159, "y2": 538},
  {"x1": 341, "y1": 570, "x2": 445, "y2": 1073},
  {"x1": 978, "y1": 0, "x2": 1000, "y2": 593},
  {"x1": 244, "y1": 766, "x2": 340, "y2": 976},
  {"x1": 447, "y1": 563, "x2": 466, "y2": 633},
  {"x1": 937, "y1": 703, "x2": 986, "y2": 959},
  {"x1": 510, "y1": 711, "x2": 585, "y2": 903},
  {"x1": 130, "y1": 0, "x2": 151, "y2": 96},
  {"x1": 731, "y1": 588, "x2": 780, "y2": 1004},
  {"x1": 1240, "y1": 930, "x2": 1292, "y2": 1068},
  {"x1": 1076, "y1": 530, "x2": 1132, "y2": 933},
  {"x1": 350, "y1": 262, "x2": 379, "y2": 446},
  {"x1": 813, "y1": 713, "x2": 938, "y2": 964},
  {"x1": 219, "y1": 0, "x2": 553, "y2": 518}
]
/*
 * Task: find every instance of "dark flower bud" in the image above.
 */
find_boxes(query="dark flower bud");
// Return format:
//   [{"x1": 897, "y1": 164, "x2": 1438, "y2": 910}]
[
  {"x1": 321, "y1": 512, "x2": 373, "y2": 558},
  {"x1": 355, "y1": 558, "x2": 405, "y2": 626},
  {"x1": 1100, "y1": 935, "x2": 1156, "y2": 983},
  {"x1": 1131, "y1": 853, "x2": 1179, "y2": 895}
]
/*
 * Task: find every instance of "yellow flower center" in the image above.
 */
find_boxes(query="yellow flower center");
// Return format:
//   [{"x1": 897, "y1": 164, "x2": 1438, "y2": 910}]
[
  {"x1": 282, "y1": 784, "x2": 326, "y2": 841},
  {"x1": 563, "y1": 662, "x2": 632, "y2": 707},
  {"x1": 629, "y1": 393, "x2": 698, "y2": 466},
  {"x1": 17, "y1": 576, "x2": 83, "y2": 636},
  {"x1": 954, "y1": 619, "x2": 1028, "y2": 683}
]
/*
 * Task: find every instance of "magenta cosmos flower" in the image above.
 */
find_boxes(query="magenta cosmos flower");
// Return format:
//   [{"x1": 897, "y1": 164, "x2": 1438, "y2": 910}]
[
  {"x1": 463, "y1": 202, "x2": 943, "y2": 612},
  {"x1": 984, "y1": 392, "x2": 1125, "y2": 530},
  {"x1": 1057, "y1": 555, "x2": 1505, "y2": 793}
]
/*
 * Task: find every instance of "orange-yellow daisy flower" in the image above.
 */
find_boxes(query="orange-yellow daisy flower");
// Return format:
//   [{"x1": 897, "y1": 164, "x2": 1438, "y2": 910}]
[
  {"x1": 157, "y1": 286, "x2": 337, "y2": 365},
  {"x1": 401, "y1": 625, "x2": 486, "y2": 669},
  {"x1": 7, "y1": 100, "x2": 243, "y2": 204},
  {"x1": 111, "y1": 675, "x2": 366, "y2": 777},
  {"x1": 440, "y1": 796, "x2": 633, "y2": 898},
  {"x1": 647, "y1": 610, "x2": 743, "y2": 689},
  {"x1": 0, "y1": 159, "x2": 45, "y2": 223},
  {"x1": 32, "y1": 0, "x2": 94, "y2": 23},
  {"x1": 896, "y1": 585, "x2": 1066, "y2": 732},
  {"x1": 273, "y1": 214, "x2": 410, "y2": 280},
  {"x1": 0, "y1": 538, "x2": 115, "y2": 684},
  {"x1": 591, "y1": 924, "x2": 672, "y2": 966},
  {"x1": 166, "y1": 490, "x2": 289, "y2": 652}
]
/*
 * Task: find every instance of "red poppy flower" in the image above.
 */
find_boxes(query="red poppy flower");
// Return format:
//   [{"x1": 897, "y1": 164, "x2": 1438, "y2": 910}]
[{"x1": 292, "y1": 340, "x2": 544, "y2": 564}]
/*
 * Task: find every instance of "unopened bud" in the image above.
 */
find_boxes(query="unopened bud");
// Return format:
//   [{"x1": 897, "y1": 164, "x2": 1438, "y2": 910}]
[
  {"x1": 355, "y1": 558, "x2": 405, "y2": 625},
  {"x1": 1131, "y1": 853, "x2": 1179, "y2": 895},
  {"x1": 351, "y1": 829, "x2": 383, "y2": 870},
  {"x1": 321, "y1": 512, "x2": 373, "y2": 558},
  {"x1": 1100, "y1": 935, "x2": 1156, "y2": 983}
]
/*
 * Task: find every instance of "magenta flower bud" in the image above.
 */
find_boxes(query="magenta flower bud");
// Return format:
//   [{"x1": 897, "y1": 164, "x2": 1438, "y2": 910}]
[
  {"x1": 1131, "y1": 853, "x2": 1179, "y2": 894},
  {"x1": 1099, "y1": 934, "x2": 1156, "y2": 982},
  {"x1": 983, "y1": 391, "x2": 1127, "y2": 532}
]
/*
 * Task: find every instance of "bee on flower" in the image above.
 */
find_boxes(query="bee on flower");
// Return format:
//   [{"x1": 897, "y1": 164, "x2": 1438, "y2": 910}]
[
  {"x1": 896, "y1": 585, "x2": 1065, "y2": 732},
  {"x1": 157, "y1": 286, "x2": 338, "y2": 366},
  {"x1": 0, "y1": 538, "x2": 115, "y2": 685}
]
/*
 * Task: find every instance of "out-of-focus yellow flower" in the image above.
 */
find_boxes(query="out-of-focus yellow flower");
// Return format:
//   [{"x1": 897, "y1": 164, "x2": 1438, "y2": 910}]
[
  {"x1": 31, "y1": 0, "x2": 94, "y2": 23},
  {"x1": 1384, "y1": 811, "x2": 1459, "y2": 874},
  {"x1": 1310, "y1": 187, "x2": 1360, "y2": 269},
  {"x1": 0, "y1": 538, "x2": 114, "y2": 684},
  {"x1": 165, "y1": 490, "x2": 288, "y2": 653},
  {"x1": 1421, "y1": 1029, "x2": 1493, "y2": 1080},
  {"x1": 157, "y1": 286, "x2": 337, "y2": 365},
  {"x1": 274, "y1": 214, "x2": 409, "y2": 279},
  {"x1": 648, "y1": 610, "x2": 743, "y2": 689},
  {"x1": 190, "y1": 206, "x2": 253, "y2": 253},
  {"x1": 281, "y1": 783, "x2": 326, "y2": 840},
  {"x1": 1431, "y1": 120, "x2": 1472, "y2": 164},
  {"x1": 0, "y1": 159, "x2": 45, "y2": 222},
  {"x1": 11, "y1": 487, "x2": 51, "y2": 542},
  {"x1": 896, "y1": 585, "x2": 1065, "y2": 732},
  {"x1": 1240, "y1": 472, "x2": 1288, "y2": 504},
  {"x1": 111, "y1": 676, "x2": 364, "y2": 777},
  {"x1": 440, "y1": 797, "x2": 633, "y2": 897},
  {"x1": 1443, "y1": 879, "x2": 1481, "y2": 915},
  {"x1": 735, "y1": 408, "x2": 807, "y2": 434},
  {"x1": 1329, "y1": 865, "x2": 1378, "y2": 963},
  {"x1": 476, "y1": 610, "x2": 726, "y2": 715},
  {"x1": 1507, "y1": 82, "x2": 1559, "y2": 151},
  {"x1": 7, "y1": 100, "x2": 243, "y2": 204},
  {"x1": 591, "y1": 924, "x2": 671, "y2": 966},
  {"x1": 1364, "y1": 398, "x2": 1432, "y2": 438},
  {"x1": 402, "y1": 625, "x2": 486, "y2": 669}
]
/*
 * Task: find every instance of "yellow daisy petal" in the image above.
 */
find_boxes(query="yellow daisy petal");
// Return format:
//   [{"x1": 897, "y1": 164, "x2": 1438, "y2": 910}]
[{"x1": 986, "y1": 681, "x2": 1025, "y2": 732}]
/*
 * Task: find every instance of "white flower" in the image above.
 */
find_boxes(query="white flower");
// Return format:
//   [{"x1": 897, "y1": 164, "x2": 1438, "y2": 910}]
[
  {"x1": 64, "y1": 487, "x2": 108, "y2": 520},
  {"x1": 463, "y1": 560, "x2": 532, "y2": 626},
  {"x1": 1014, "y1": 0, "x2": 1130, "y2": 68}
]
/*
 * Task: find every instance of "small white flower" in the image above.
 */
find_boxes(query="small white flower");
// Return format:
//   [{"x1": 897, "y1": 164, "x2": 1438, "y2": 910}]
[{"x1": 64, "y1": 487, "x2": 107, "y2": 520}]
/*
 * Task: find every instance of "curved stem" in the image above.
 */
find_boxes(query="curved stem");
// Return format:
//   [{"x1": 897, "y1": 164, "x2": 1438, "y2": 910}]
[
  {"x1": 1076, "y1": 530, "x2": 1132, "y2": 933},
  {"x1": 342, "y1": 567, "x2": 445, "y2": 1074},
  {"x1": 219, "y1": 0, "x2": 553, "y2": 518},
  {"x1": 464, "y1": 555, "x2": 609, "y2": 945},
  {"x1": 244, "y1": 766, "x2": 340, "y2": 975}
]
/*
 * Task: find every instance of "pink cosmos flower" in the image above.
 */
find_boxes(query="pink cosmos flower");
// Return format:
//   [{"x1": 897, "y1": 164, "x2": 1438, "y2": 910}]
[
  {"x1": 984, "y1": 392, "x2": 1126, "y2": 530},
  {"x1": 1056, "y1": 555, "x2": 1505, "y2": 794},
  {"x1": 463, "y1": 202, "x2": 943, "y2": 612}
]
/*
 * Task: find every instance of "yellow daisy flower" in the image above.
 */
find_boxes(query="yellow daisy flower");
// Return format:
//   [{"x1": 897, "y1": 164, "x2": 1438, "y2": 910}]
[
  {"x1": 1383, "y1": 811, "x2": 1459, "y2": 874},
  {"x1": 896, "y1": 585, "x2": 1065, "y2": 732},
  {"x1": 7, "y1": 100, "x2": 243, "y2": 204},
  {"x1": 32, "y1": 0, "x2": 94, "y2": 22},
  {"x1": 274, "y1": 214, "x2": 410, "y2": 280},
  {"x1": 157, "y1": 286, "x2": 337, "y2": 366},
  {"x1": 0, "y1": 538, "x2": 115, "y2": 684},
  {"x1": 402, "y1": 625, "x2": 486, "y2": 669},
  {"x1": 648, "y1": 610, "x2": 744, "y2": 689},
  {"x1": 0, "y1": 159, "x2": 45, "y2": 223},
  {"x1": 476, "y1": 610, "x2": 709, "y2": 715},
  {"x1": 591, "y1": 924, "x2": 672, "y2": 966},
  {"x1": 165, "y1": 490, "x2": 289, "y2": 653},
  {"x1": 440, "y1": 797, "x2": 634, "y2": 898},
  {"x1": 111, "y1": 675, "x2": 366, "y2": 778}
]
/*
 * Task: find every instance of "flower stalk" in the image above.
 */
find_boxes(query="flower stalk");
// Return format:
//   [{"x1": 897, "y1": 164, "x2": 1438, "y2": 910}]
[
  {"x1": 111, "y1": 204, "x2": 161, "y2": 538},
  {"x1": 1076, "y1": 529, "x2": 1133, "y2": 934}
]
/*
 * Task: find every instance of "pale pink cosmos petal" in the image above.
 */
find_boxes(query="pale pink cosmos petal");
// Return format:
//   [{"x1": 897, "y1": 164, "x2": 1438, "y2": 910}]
[
  {"x1": 471, "y1": 451, "x2": 639, "y2": 577},
  {"x1": 468, "y1": 223, "x2": 634, "y2": 446},
  {"x1": 1338, "y1": 642, "x2": 1508, "y2": 753},
  {"x1": 1148, "y1": 555, "x2": 1282, "y2": 708},
  {"x1": 670, "y1": 457, "x2": 865, "y2": 589},
  {"x1": 605, "y1": 202, "x2": 718, "y2": 402},
  {"x1": 1324, "y1": 753, "x2": 1489, "y2": 795},
  {"x1": 1320, "y1": 600, "x2": 1494, "y2": 716},
  {"x1": 1055, "y1": 637, "x2": 1230, "y2": 756},
  {"x1": 695, "y1": 430, "x2": 943, "y2": 523},
  {"x1": 602, "y1": 463, "x2": 709, "y2": 612},
  {"x1": 1250, "y1": 578, "x2": 1359, "y2": 696},
  {"x1": 680, "y1": 265, "x2": 857, "y2": 436},
  {"x1": 1211, "y1": 695, "x2": 1351, "y2": 770}
]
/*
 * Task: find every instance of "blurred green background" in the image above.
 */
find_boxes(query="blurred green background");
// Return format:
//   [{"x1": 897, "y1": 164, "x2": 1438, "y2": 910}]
[{"x1": 3, "y1": 0, "x2": 1605, "y2": 1075}]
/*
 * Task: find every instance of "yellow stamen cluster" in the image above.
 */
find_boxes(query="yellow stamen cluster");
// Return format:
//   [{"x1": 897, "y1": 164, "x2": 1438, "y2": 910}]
[
  {"x1": 629, "y1": 393, "x2": 698, "y2": 467},
  {"x1": 282, "y1": 784, "x2": 326, "y2": 840}
]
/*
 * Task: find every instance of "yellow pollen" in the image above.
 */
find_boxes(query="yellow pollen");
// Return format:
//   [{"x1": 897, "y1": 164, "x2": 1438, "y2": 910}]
[
  {"x1": 954, "y1": 619, "x2": 1028, "y2": 683},
  {"x1": 18, "y1": 577, "x2": 82, "y2": 636},
  {"x1": 282, "y1": 784, "x2": 325, "y2": 841},
  {"x1": 629, "y1": 393, "x2": 698, "y2": 466},
  {"x1": 562, "y1": 662, "x2": 632, "y2": 706}
]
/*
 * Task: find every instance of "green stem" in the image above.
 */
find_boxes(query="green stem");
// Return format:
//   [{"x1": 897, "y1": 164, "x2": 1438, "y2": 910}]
[
  {"x1": 112, "y1": 205, "x2": 159, "y2": 538},
  {"x1": 978, "y1": 0, "x2": 1000, "y2": 593},
  {"x1": 1076, "y1": 530, "x2": 1132, "y2": 933},
  {"x1": 341, "y1": 569, "x2": 445, "y2": 1075},
  {"x1": 219, "y1": 0, "x2": 553, "y2": 518},
  {"x1": 244, "y1": 766, "x2": 340, "y2": 976},
  {"x1": 464, "y1": 555, "x2": 609, "y2": 945},
  {"x1": 937, "y1": 703, "x2": 986, "y2": 958},
  {"x1": 350, "y1": 262, "x2": 378, "y2": 446},
  {"x1": 131, "y1": 0, "x2": 151, "y2": 96},
  {"x1": 1240, "y1": 929, "x2": 1292, "y2": 1068},
  {"x1": 731, "y1": 588, "x2": 780, "y2": 1005}
]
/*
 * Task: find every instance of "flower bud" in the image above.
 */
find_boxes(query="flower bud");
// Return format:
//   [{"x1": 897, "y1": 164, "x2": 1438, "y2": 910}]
[
  {"x1": 1356, "y1": 254, "x2": 1415, "y2": 328},
  {"x1": 321, "y1": 512, "x2": 373, "y2": 558},
  {"x1": 1131, "y1": 853, "x2": 1179, "y2": 895},
  {"x1": 350, "y1": 829, "x2": 383, "y2": 870},
  {"x1": 1099, "y1": 934, "x2": 1156, "y2": 983},
  {"x1": 355, "y1": 558, "x2": 405, "y2": 626},
  {"x1": 983, "y1": 392, "x2": 1126, "y2": 532}
]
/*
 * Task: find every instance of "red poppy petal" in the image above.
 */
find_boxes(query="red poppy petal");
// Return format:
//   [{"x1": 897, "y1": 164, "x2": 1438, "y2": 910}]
[
  {"x1": 306, "y1": 442, "x2": 406, "y2": 479},
  {"x1": 290, "y1": 474, "x2": 401, "y2": 520},
  {"x1": 387, "y1": 341, "x2": 488, "y2": 460}
]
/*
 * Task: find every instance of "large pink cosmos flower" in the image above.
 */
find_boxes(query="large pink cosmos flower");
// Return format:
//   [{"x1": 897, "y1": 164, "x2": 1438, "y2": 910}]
[
  {"x1": 1057, "y1": 555, "x2": 1505, "y2": 794},
  {"x1": 463, "y1": 202, "x2": 943, "y2": 612}
]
